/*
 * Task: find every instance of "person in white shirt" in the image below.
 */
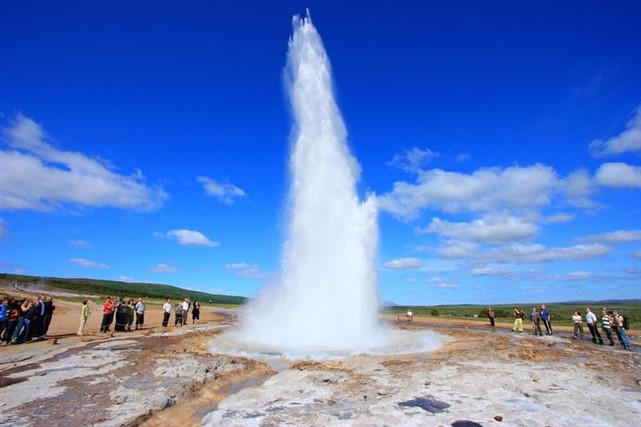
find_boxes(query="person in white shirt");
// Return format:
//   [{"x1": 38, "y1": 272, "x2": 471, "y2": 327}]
[
  {"x1": 181, "y1": 298, "x2": 190, "y2": 326},
  {"x1": 134, "y1": 298, "x2": 145, "y2": 330},
  {"x1": 585, "y1": 307, "x2": 603, "y2": 345},
  {"x1": 161, "y1": 298, "x2": 171, "y2": 327}
]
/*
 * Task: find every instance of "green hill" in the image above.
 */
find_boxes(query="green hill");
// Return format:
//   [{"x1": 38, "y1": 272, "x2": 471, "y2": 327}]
[{"x1": 0, "y1": 273, "x2": 246, "y2": 306}]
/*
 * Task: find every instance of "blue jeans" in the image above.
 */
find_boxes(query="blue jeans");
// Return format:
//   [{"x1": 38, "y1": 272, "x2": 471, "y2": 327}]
[{"x1": 615, "y1": 326, "x2": 632, "y2": 350}]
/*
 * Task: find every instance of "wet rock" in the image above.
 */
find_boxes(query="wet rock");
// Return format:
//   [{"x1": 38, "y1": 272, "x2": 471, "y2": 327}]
[
  {"x1": 494, "y1": 414, "x2": 503, "y2": 421},
  {"x1": 399, "y1": 396, "x2": 450, "y2": 413},
  {"x1": 452, "y1": 421, "x2": 483, "y2": 427}
]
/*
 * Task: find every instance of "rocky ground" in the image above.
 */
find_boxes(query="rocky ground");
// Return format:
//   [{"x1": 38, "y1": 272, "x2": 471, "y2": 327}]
[{"x1": 1, "y1": 288, "x2": 639, "y2": 426}]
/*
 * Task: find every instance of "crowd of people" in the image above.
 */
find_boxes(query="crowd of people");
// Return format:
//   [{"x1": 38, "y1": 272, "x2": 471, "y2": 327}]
[
  {"x1": 0, "y1": 294, "x2": 56, "y2": 345},
  {"x1": 161, "y1": 297, "x2": 201, "y2": 327},
  {"x1": 487, "y1": 304, "x2": 633, "y2": 351}
]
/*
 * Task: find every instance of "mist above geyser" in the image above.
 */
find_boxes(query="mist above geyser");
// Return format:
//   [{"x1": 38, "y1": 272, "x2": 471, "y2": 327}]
[{"x1": 211, "y1": 13, "x2": 441, "y2": 357}]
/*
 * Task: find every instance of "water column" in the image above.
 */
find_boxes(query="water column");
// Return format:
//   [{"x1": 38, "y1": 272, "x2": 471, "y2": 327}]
[{"x1": 239, "y1": 13, "x2": 383, "y2": 353}]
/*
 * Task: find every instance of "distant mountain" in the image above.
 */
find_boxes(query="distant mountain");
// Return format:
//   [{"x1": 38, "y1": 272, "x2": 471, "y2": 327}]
[{"x1": 0, "y1": 273, "x2": 246, "y2": 305}]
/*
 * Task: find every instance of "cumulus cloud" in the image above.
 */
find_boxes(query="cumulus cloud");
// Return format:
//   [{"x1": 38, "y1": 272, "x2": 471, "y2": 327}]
[
  {"x1": 1, "y1": 114, "x2": 167, "y2": 211},
  {"x1": 154, "y1": 229, "x2": 219, "y2": 247},
  {"x1": 387, "y1": 147, "x2": 439, "y2": 172},
  {"x1": 382, "y1": 257, "x2": 424, "y2": 270},
  {"x1": 225, "y1": 262, "x2": 267, "y2": 279},
  {"x1": 420, "y1": 215, "x2": 538, "y2": 243},
  {"x1": 471, "y1": 266, "x2": 512, "y2": 276},
  {"x1": 541, "y1": 212, "x2": 574, "y2": 224},
  {"x1": 436, "y1": 240, "x2": 612, "y2": 264},
  {"x1": 594, "y1": 162, "x2": 641, "y2": 188},
  {"x1": 197, "y1": 176, "x2": 246, "y2": 204},
  {"x1": 150, "y1": 263, "x2": 179, "y2": 273},
  {"x1": 378, "y1": 164, "x2": 561, "y2": 220},
  {"x1": 69, "y1": 258, "x2": 108, "y2": 269},
  {"x1": 590, "y1": 106, "x2": 641, "y2": 157},
  {"x1": 579, "y1": 229, "x2": 641, "y2": 244}
]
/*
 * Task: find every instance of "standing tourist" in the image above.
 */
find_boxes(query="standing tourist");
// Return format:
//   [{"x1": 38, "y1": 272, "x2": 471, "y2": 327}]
[
  {"x1": 0, "y1": 296, "x2": 8, "y2": 339},
  {"x1": 134, "y1": 298, "x2": 145, "y2": 330},
  {"x1": 612, "y1": 310, "x2": 632, "y2": 350},
  {"x1": 1, "y1": 299, "x2": 19, "y2": 345},
  {"x1": 530, "y1": 307, "x2": 543, "y2": 336},
  {"x1": 115, "y1": 297, "x2": 127, "y2": 331},
  {"x1": 585, "y1": 307, "x2": 603, "y2": 344},
  {"x1": 487, "y1": 307, "x2": 495, "y2": 329},
  {"x1": 100, "y1": 297, "x2": 114, "y2": 333},
  {"x1": 126, "y1": 299, "x2": 135, "y2": 331},
  {"x1": 181, "y1": 298, "x2": 190, "y2": 326},
  {"x1": 540, "y1": 304, "x2": 553, "y2": 335},
  {"x1": 600, "y1": 309, "x2": 615, "y2": 346},
  {"x1": 572, "y1": 310, "x2": 584, "y2": 339},
  {"x1": 162, "y1": 298, "x2": 172, "y2": 327},
  {"x1": 42, "y1": 297, "x2": 55, "y2": 337},
  {"x1": 192, "y1": 301, "x2": 201, "y2": 324},
  {"x1": 78, "y1": 300, "x2": 90, "y2": 336},
  {"x1": 512, "y1": 307, "x2": 524, "y2": 332},
  {"x1": 174, "y1": 301, "x2": 183, "y2": 326}
]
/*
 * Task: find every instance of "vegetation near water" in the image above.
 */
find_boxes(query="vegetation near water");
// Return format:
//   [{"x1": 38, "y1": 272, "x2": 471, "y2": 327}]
[
  {"x1": 2, "y1": 272, "x2": 638, "y2": 326},
  {"x1": 386, "y1": 302, "x2": 641, "y2": 328},
  {"x1": 0, "y1": 273, "x2": 246, "y2": 306}
]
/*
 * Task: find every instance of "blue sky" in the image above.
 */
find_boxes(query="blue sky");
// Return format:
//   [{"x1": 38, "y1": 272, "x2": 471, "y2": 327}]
[{"x1": 1, "y1": 0, "x2": 640, "y2": 305}]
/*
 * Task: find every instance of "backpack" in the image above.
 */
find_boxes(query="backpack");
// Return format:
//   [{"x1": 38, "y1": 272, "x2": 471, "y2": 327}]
[{"x1": 622, "y1": 315, "x2": 630, "y2": 330}]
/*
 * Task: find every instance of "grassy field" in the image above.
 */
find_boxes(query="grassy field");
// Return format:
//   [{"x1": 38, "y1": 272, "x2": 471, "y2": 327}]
[
  {"x1": 2, "y1": 272, "x2": 638, "y2": 327},
  {"x1": 384, "y1": 301, "x2": 641, "y2": 328}
]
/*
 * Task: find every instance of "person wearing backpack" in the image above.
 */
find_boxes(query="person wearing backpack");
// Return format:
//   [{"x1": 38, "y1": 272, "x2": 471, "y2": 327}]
[
  {"x1": 612, "y1": 310, "x2": 632, "y2": 350},
  {"x1": 174, "y1": 302, "x2": 183, "y2": 326}
]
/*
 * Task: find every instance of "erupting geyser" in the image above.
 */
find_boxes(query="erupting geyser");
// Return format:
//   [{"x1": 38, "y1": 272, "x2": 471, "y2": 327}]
[{"x1": 211, "y1": 12, "x2": 441, "y2": 357}]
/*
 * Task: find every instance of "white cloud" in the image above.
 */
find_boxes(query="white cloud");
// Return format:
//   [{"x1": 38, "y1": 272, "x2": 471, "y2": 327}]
[
  {"x1": 437, "y1": 241, "x2": 612, "y2": 264},
  {"x1": 155, "y1": 229, "x2": 219, "y2": 247},
  {"x1": 562, "y1": 169, "x2": 598, "y2": 208},
  {"x1": 1, "y1": 114, "x2": 167, "y2": 211},
  {"x1": 580, "y1": 229, "x2": 641, "y2": 244},
  {"x1": 197, "y1": 176, "x2": 246, "y2": 204},
  {"x1": 551, "y1": 271, "x2": 592, "y2": 281},
  {"x1": 225, "y1": 262, "x2": 267, "y2": 279},
  {"x1": 420, "y1": 215, "x2": 538, "y2": 243},
  {"x1": 382, "y1": 257, "x2": 424, "y2": 270},
  {"x1": 0, "y1": 219, "x2": 7, "y2": 238},
  {"x1": 483, "y1": 242, "x2": 612, "y2": 264},
  {"x1": 594, "y1": 162, "x2": 641, "y2": 188},
  {"x1": 387, "y1": 147, "x2": 439, "y2": 172},
  {"x1": 69, "y1": 239, "x2": 91, "y2": 248},
  {"x1": 378, "y1": 164, "x2": 561, "y2": 220},
  {"x1": 541, "y1": 212, "x2": 574, "y2": 224},
  {"x1": 633, "y1": 251, "x2": 641, "y2": 261},
  {"x1": 436, "y1": 240, "x2": 479, "y2": 259},
  {"x1": 114, "y1": 275, "x2": 135, "y2": 282},
  {"x1": 471, "y1": 266, "x2": 511, "y2": 276},
  {"x1": 590, "y1": 106, "x2": 641, "y2": 157},
  {"x1": 69, "y1": 258, "x2": 109, "y2": 269},
  {"x1": 435, "y1": 283, "x2": 459, "y2": 289},
  {"x1": 150, "y1": 263, "x2": 179, "y2": 273}
]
